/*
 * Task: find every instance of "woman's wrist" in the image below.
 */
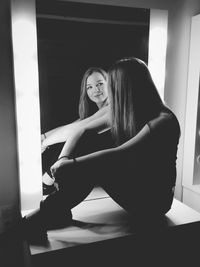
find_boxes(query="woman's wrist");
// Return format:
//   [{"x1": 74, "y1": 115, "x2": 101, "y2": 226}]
[
  {"x1": 57, "y1": 156, "x2": 78, "y2": 166},
  {"x1": 58, "y1": 155, "x2": 70, "y2": 161},
  {"x1": 41, "y1": 132, "x2": 45, "y2": 143},
  {"x1": 73, "y1": 158, "x2": 77, "y2": 164},
  {"x1": 42, "y1": 132, "x2": 49, "y2": 146},
  {"x1": 42, "y1": 133, "x2": 46, "y2": 140}
]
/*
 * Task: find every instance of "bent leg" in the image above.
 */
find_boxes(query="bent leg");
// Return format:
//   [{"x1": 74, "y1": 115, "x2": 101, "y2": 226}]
[
  {"x1": 42, "y1": 143, "x2": 64, "y2": 175},
  {"x1": 97, "y1": 151, "x2": 174, "y2": 217},
  {"x1": 25, "y1": 163, "x2": 96, "y2": 233}
]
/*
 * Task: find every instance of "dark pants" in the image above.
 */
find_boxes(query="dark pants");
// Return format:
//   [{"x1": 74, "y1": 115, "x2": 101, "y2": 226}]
[
  {"x1": 40, "y1": 131, "x2": 174, "y2": 226},
  {"x1": 27, "y1": 130, "x2": 115, "y2": 229}
]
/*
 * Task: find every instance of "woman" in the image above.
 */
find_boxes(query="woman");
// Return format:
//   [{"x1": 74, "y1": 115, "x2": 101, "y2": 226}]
[
  {"x1": 42, "y1": 67, "x2": 112, "y2": 194},
  {"x1": 23, "y1": 57, "x2": 180, "y2": 241}
]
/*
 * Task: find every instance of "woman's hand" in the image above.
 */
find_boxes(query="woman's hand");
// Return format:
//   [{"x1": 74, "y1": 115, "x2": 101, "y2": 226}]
[
  {"x1": 50, "y1": 157, "x2": 71, "y2": 179},
  {"x1": 41, "y1": 133, "x2": 45, "y2": 143},
  {"x1": 41, "y1": 133, "x2": 48, "y2": 153}
]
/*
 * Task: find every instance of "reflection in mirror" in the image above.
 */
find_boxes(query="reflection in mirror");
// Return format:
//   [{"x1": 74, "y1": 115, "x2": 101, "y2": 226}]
[
  {"x1": 36, "y1": 1, "x2": 150, "y2": 132},
  {"x1": 36, "y1": 1, "x2": 150, "y2": 197}
]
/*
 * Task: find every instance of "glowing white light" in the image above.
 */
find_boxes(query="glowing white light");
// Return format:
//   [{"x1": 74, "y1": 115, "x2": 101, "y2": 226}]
[
  {"x1": 11, "y1": 1, "x2": 42, "y2": 210},
  {"x1": 148, "y1": 10, "x2": 168, "y2": 99},
  {"x1": 13, "y1": 26, "x2": 35, "y2": 57},
  {"x1": 14, "y1": 59, "x2": 39, "y2": 95}
]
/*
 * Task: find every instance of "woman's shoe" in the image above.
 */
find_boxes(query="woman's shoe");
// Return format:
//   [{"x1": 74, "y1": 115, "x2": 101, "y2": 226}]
[
  {"x1": 21, "y1": 211, "x2": 48, "y2": 245},
  {"x1": 21, "y1": 202, "x2": 73, "y2": 244}
]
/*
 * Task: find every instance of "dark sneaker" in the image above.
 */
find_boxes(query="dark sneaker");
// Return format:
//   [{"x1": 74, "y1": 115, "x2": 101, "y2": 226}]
[{"x1": 21, "y1": 216, "x2": 48, "y2": 245}]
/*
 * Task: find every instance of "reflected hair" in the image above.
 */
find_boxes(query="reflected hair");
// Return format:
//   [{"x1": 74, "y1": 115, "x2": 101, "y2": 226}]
[
  {"x1": 79, "y1": 67, "x2": 107, "y2": 120},
  {"x1": 108, "y1": 57, "x2": 165, "y2": 145}
]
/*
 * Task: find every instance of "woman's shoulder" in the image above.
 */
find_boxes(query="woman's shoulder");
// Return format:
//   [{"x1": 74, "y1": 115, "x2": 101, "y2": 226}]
[{"x1": 147, "y1": 108, "x2": 180, "y2": 136}]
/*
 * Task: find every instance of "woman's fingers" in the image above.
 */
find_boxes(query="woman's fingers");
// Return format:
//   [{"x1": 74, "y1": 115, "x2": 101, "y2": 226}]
[
  {"x1": 50, "y1": 162, "x2": 57, "y2": 178},
  {"x1": 50, "y1": 158, "x2": 69, "y2": 178}
]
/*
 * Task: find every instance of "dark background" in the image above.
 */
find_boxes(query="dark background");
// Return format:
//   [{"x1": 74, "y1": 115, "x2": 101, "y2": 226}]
[{"x1": 36, "y1": 0, "x2": 150, "y2": 132}]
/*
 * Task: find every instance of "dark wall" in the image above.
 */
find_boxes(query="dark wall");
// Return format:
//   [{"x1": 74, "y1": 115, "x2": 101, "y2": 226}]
[{"x1": 0, "y1": 0, "x2": 20, "y2": 208}]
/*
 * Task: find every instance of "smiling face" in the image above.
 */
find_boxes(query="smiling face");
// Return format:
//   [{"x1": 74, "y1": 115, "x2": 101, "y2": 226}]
[{"x1": 86, "y1": 72, "x2": 108, "y2": 108}]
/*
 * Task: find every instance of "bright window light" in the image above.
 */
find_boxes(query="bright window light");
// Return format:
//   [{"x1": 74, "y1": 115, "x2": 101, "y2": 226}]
[
  {"x1": 148, "y1": 9, "x2": 168, "y2": 99},
  {"x1": 11, "y1": 0, "x2": 42, "y2": 211}
]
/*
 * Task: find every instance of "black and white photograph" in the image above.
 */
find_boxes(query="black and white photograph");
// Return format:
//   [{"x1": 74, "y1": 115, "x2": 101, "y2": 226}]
[{"x1": 1, "y1": 0, "x2": 200, "y2": 266}]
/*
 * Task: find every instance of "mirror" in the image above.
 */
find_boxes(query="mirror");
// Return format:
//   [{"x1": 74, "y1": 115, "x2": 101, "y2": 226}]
[
  {"x1": 36, "y1": 1, "x2": 150, "y2": 131},
  {"x1": 12, "y1": 0, "x2": 167, "y2": 209},
  {"x1": 36, "y1": 0, "x2": 151, "y2": 197}
]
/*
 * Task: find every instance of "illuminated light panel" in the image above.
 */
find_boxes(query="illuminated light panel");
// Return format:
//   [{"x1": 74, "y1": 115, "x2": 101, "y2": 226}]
[
  {"x1": 11, "y1": 1, "x2": 42, "y2": 210},
  {"x1": 148, "y1": 9, "x2": 168, "y2": 99}
]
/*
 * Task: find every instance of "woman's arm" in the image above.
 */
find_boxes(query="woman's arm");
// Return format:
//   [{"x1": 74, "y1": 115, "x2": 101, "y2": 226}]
[
  {"x1": 114, "y1": 124, "x2": 150, "y2": 153},
  {"x1": 41, "y1": 122, "x2": 79, "y2": 149},
  {"x1": 58, "y1": 112, "x2": 110, "y2": 159},
  {"x1": 51, "y1": 124, "x2": 150, "y2": 178},
  {"x1": 75, "y1": 124, "x2": 150, "y2": 161},
  {"x1": 52, "y1": 112, "x2": 178, "y2": 179},
  {"x1": 42, "y1": 106, "x2": 109, "y2": 149}
]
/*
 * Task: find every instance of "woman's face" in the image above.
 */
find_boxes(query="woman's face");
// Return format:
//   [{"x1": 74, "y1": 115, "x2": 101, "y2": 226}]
[{"x1": 86, "y1": 72, "x2": 108, "y2": 107}]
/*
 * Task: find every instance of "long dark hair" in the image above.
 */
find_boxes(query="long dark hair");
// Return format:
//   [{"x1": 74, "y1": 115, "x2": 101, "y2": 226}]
[
  {"x1": 108, "y1": 57, "x2": 165, "y2": 145},
  {"x1": 78, "y1": 67, "x2": 108, "y2": 120}
]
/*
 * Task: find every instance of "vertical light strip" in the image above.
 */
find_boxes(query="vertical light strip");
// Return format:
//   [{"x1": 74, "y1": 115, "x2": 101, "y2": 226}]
[
  {"x1": 11, "y1": 0, "x2": 42, "y2": 211},
  {"x1": 182, "y1": 14, "x2": 200, "y2": 190},
  {"x1": 148, "y1": 9, "x2": 168, "y2": 99}
]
